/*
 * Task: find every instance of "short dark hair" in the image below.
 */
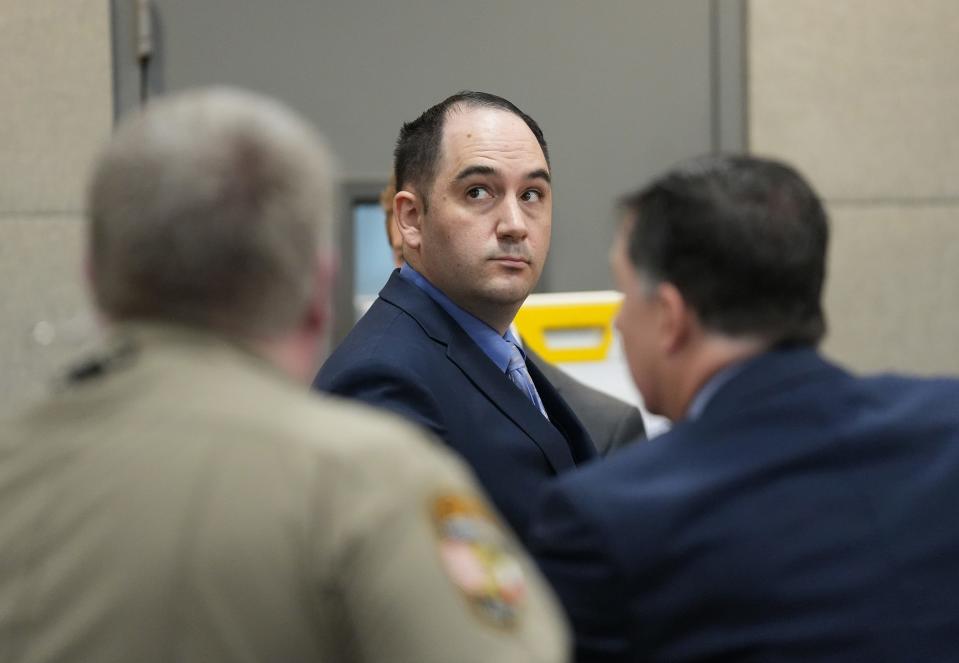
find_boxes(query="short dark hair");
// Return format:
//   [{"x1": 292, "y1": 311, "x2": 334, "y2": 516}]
[
  {"x1": 393, "y1": 91, "x2": 549, "y2": 210},
  {"x1": 621, "y1": 155, "x2": 829, "y2": 346}
]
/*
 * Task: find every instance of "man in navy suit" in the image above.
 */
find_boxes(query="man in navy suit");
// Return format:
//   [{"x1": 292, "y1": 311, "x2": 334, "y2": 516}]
[
  {"x1": 316, "y1": 91, "x2": 596, "y2": 541},
  {"x1": 528, "y1": 155, "x2": 959, "y2": 661}
]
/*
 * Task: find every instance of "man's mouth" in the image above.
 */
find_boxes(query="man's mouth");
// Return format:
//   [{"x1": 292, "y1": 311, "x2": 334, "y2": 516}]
[{"x1": 491, "y1": 255, "x2": 530, "y2": 265}]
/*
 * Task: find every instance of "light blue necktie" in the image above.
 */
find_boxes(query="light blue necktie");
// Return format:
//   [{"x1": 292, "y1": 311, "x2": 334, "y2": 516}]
[{"x1": 507, "y1": 344, "x2": 549, "y2": 419}]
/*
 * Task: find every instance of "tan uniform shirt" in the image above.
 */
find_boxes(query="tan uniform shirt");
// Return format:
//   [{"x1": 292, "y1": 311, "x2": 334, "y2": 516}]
[{"x1": 0, "y1": 323, "x2": 569, "y2": 663}]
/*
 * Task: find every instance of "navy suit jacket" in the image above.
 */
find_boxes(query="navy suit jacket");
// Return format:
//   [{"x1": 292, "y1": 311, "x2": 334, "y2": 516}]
[
  {"x1": 528, "y1": 348, "x2": 959, "y2": 662},
  {"x1": 316, "y1": 271, "x2": 596, "y2": 540}
]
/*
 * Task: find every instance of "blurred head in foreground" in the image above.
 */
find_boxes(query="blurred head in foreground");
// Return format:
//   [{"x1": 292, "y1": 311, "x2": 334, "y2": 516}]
[
  {"x1": 87, "y1": 87, "x2": 337, "y2": 381},
  {"x1": 613, "y1": 154, "x2": 829, "y2": 420}
]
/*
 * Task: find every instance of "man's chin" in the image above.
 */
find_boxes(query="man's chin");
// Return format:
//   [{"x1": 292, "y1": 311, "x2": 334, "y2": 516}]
[{"x1": 485, "y1": 277, "x2": 536, "y2": 303}]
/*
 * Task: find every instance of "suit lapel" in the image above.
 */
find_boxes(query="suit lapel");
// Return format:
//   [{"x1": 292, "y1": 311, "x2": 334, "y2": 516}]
[
  {"x1": 444, "y1": 334, "x2": 578, "y2": 473},
  {"x1": 527, "y1": 359, "x2": 597, "y2": 464},
  {"x1": 379, "y1": 273, "x2": 579, "y2": 473}
]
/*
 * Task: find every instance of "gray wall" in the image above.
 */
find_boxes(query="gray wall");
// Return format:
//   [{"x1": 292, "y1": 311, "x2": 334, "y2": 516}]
[
  {"x1": 113, "y1": 0, "x2": 744, "y2": 304},
  {"x1": 748, "y1": 0, "x2": 959, "y2": 374},
  {"x1": 0, "y1": 0, "x2": 112, "y2": 414}
]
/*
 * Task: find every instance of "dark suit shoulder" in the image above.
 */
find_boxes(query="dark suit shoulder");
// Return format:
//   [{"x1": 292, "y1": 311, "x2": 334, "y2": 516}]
[
  {"x1": 315, "y1": 296, "x2": 451, "y2": 438},
  {"x1": 320, "y1": 298, "x2": 438, "y2": 376}
]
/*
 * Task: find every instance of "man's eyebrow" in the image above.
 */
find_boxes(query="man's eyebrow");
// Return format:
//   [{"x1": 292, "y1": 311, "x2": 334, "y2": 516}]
[
  {"x1": 453, "y1": 165, "x2": 551, "y2": 184},
  {"x1": 454, "y1": 165, "x2": 497, "y2": 181},
  {"x1": 527, "y1": 168, "x2": 551, "y2": 184}
]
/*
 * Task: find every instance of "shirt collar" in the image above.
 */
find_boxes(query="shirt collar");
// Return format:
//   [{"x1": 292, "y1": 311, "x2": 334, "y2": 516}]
[
  {"x1": 685, "y1": 359, "x2": 749, "y2": 421},
  {"x1": 399, "y1": 263, "x2": 519, "y2": 373}
]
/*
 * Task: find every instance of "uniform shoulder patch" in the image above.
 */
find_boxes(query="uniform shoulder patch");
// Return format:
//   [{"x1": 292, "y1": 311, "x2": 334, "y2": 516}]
[{"x1": 431, "y1": 493, "x2": 527, "y2": 629}]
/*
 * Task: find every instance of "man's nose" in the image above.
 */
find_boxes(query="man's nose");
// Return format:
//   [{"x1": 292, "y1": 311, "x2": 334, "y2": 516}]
[{"x1": 496, "y1": 197, "x2": 528, "y2": 239}]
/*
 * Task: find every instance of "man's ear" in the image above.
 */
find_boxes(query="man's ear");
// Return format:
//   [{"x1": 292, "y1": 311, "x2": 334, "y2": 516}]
[
  {"x1": 394, "y1": 189, "x2": 423, "y2": 250},
  {"x1": 82, "y1": 252, "x2": 95, "y2": 308},
  {"x1": 82, "y1": 251, "x2": 111, "y2": 328},
  {"x1": 305, "y1": 249, "x2": 338, "y2": 336},
  {"x1": 656, "y1": 282, "x2": 696, "y2": 356},
  {"x1": 83, "y1": 252, "x2": 94, "y2": 290}
]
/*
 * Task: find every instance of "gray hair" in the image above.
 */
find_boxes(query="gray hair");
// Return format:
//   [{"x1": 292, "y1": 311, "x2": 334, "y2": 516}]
[{"x1": 87, "y1": 87, "x2": 335, "y2": 339}]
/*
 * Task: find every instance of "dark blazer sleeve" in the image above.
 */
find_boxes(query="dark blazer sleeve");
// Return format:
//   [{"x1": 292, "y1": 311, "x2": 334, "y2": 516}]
[
  {"x1": 528, "y1": 483, "x2": 632, "y2": 663},
  {"x1": 317, "y1": 359, "x2": 448, "y2": 441}
]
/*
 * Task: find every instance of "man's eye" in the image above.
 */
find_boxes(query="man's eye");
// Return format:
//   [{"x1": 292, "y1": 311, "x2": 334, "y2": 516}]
[
  {"x1": 467, "y1": 186, "x2": 491, "y2": 200},
  {"x1": 521, "y1": 189, "x2": 543, "y2": 203}
]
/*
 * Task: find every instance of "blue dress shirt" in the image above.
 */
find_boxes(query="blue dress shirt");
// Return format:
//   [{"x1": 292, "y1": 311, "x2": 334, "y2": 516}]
[{"x1": 399, "y1": 263, "x2": 524, "y2": 373}]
